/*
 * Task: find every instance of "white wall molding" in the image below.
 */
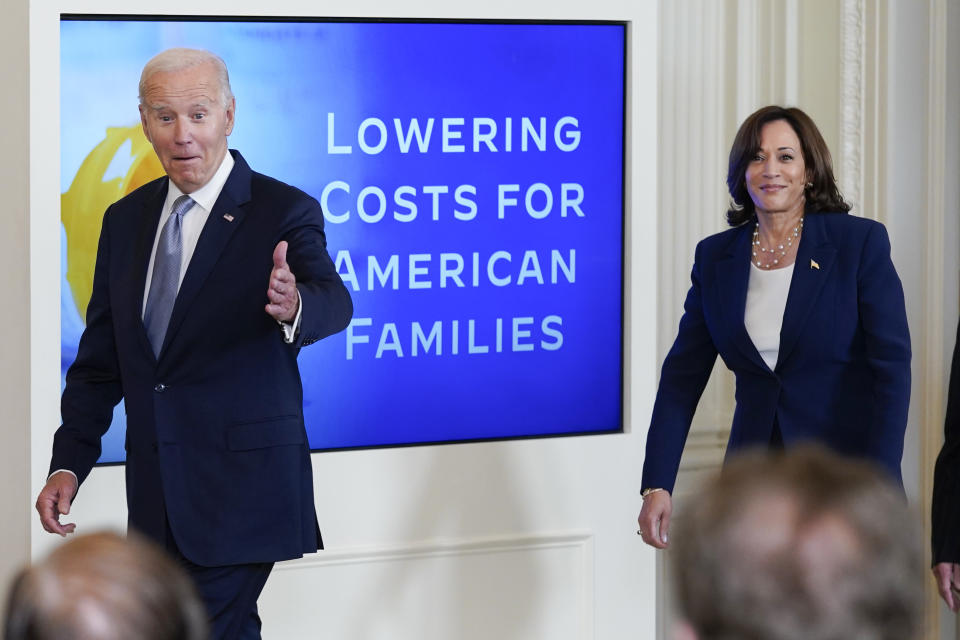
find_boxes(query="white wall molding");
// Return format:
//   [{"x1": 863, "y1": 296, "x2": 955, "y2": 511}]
[
  {"x1": 674, "y1": 431, "x2": 728, "y2": 484},
  {"x1": 736, "y1": 0, "x2": 759, "y2": 121},
  {"x1": 783, "y1": 0, "x2": 799, "y2": 104},
  {"x1": 737, "y1": 0, "x2": 797, "y2": 116},
  {"x1": 657, "y1": 0, "x2": 732, "y2": 474},
  {"x1": 657, "y1": 1, "x2": 731, "y2": 636},
  {"x1": 272, "y1": 531, "x2": 593, "y2": 571},
  {"x1": 859, "y1": 1, "x2": 887, "y2": 224},
  {"x1": 840, "y1": 0, "x2": 865, "y2": 214},
  {"x1": 262, "y1": 532, "x2": 595, "y2": 639}
]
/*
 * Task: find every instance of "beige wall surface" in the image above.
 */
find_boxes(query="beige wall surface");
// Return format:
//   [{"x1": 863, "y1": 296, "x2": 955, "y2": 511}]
[{"x1": 0, "y1": 0, "x2": 32, "y2": 592}]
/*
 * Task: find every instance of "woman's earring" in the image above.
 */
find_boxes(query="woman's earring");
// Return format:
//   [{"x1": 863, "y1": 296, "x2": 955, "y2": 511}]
[{"x1": 805, "y1": 181, "x2": 813, "y2": 189}]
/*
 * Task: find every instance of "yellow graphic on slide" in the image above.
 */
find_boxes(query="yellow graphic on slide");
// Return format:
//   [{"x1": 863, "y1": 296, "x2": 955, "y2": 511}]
[{"x1": 62, "y1": 126, "x2": 164, "y2": 321}]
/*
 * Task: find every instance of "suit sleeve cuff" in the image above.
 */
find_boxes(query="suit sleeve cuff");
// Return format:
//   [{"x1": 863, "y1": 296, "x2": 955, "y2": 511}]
[
  {"x1": 279, "y1": 289, "x2": 303, "y2": 344},
  {"x1": 49, "y1": 469, "x2": 78, "y2": 484}
]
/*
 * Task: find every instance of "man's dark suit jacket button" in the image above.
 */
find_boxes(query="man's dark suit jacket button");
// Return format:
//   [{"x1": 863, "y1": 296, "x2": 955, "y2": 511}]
[{"x1": 154, "y1": 383, "x2": 166, "y2": 393}]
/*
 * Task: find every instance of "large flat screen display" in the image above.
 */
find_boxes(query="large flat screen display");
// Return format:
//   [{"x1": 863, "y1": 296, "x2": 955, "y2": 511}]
[{"x1": 60, "y1": 17, "x2": 626, "y2": 463}]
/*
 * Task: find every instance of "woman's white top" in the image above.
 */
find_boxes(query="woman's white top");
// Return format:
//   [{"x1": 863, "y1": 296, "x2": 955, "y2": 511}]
[{"x1": 744, "y1": 262, "x2": 795, "y2": 371}]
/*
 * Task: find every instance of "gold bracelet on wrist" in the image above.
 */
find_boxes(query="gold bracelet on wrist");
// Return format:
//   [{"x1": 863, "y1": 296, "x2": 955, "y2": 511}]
[{"x1": 641, "y1": 487, "x2": 665, "y2": 499}]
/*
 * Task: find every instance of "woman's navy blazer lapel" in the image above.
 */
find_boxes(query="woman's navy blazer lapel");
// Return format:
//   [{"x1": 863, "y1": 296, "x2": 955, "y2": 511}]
[
  {"x1": 778, "y1": 213, "x2": 838, "y2": 370},
  {"x1": 710, "y1": 213, "x2": 843, "y2": 375},
  {"x1": 712, "y1": 223, "x2": 768, "y2": 373}
]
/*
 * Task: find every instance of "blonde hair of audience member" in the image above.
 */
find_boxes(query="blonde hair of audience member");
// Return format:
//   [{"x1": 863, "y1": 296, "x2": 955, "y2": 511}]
[
  {"x1": 672, "y1": 446, "x2": 922, "y2": 640},
  {"x1": 3, "y1": 531, "x2": 208, "y2": 640}
]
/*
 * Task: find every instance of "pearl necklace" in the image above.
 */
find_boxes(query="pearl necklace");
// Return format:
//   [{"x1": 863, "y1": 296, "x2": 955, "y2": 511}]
[{"x1": 752, "y1": 217, "x2": 804, "y2": 269}]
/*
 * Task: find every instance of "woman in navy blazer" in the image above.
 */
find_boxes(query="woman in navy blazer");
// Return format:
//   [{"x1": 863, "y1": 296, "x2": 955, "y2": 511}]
[{"x1": 637, "y1": 106, "x2": 910, "y2": 549}]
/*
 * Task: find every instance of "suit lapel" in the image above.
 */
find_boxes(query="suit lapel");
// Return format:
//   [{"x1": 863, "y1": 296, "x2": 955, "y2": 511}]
[
  {"x1": 157, "y1": 152, "x2": 253, "y2": 358},
  {"x1": 134, "y1": 179, "x2": 168, "y2": 361},
  {"x1": 777, "y1": 214, "x2": 837, "y2": 369},
  {"x1": 714, "y1": 223, "x2": 770, "y2": 372}
]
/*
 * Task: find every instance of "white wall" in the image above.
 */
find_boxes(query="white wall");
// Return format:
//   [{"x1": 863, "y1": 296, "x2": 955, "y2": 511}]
[
  {"x1": 6, "y1": 1, "x2": 658, "y2": 638},
  {"x1": 0, "y1": 0, "x2": 31, "y2": 593}
]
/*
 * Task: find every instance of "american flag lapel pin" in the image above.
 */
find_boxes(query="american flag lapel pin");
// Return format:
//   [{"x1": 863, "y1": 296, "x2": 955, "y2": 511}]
[
  {"x1": 223, "y1": 213, "x2": 235, "y2": 222},
  {"x1": 810, "y1": 259, "x2": 820, "y2": 270}
]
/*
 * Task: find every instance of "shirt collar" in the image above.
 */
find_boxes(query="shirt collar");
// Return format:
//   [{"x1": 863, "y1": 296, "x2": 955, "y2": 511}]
[{"x1": 164, "y1": 150, "x2": 235, "y2": 213}]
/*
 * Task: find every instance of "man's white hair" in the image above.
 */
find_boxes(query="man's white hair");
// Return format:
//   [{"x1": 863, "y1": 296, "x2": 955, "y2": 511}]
[{"x1": 138, "y1": 48, "x2": 234, "y2": 108}]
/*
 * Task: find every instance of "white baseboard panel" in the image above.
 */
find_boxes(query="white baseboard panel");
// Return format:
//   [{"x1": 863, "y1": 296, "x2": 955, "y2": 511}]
[{"x1": 260, "y1": 531, "x2": 594, "y2": 640}]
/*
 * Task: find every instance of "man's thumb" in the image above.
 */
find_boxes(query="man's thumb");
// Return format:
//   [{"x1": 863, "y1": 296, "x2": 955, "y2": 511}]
[{"x1": 273, "y1": 241, "x2": 288, "y2": 268}]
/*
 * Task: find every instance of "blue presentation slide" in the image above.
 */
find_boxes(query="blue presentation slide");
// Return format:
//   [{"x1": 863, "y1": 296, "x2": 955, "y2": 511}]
[{"x1": 60, "y1": 18, "x2": 626, "y2": 462}]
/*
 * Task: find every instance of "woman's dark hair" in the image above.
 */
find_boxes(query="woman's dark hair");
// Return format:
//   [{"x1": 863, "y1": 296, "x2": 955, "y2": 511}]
[{"x1": 726, "y1": 105, "x2": 851, "y2": 226}]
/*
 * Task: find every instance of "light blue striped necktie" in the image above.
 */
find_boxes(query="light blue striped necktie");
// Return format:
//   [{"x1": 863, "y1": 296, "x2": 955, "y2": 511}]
[{"x1": 143, "y1": 195, "x2": 195, "y2": 356}]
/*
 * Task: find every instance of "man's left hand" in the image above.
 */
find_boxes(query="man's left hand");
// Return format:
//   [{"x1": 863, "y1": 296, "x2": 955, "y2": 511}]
[
  {"x1": 265, "y1": 241, "x2": 299, "y2": 323},
  {"x1": 934, "y1": 562, "x2": 960, "y2": 612}
]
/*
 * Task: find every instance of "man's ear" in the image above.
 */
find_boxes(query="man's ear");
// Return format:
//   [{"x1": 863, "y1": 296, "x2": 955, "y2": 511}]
[
  {"x1": 673, "y1": 620, "x2": 699, "y2": 640},
  {"x1": 224, "y1": 97, "x2": 236, "y2": 136},
  {"x1": 139, "y1": 105, "x2": 152, "y2": 143}
]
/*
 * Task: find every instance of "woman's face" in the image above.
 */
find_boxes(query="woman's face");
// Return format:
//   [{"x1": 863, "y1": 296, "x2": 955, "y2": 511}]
[{"x1": 745, "y1": 119, "x2": 808, "y2": 217}]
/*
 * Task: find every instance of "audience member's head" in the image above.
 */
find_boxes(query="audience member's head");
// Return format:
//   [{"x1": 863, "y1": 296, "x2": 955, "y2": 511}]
[
  {"x1": 3, "y1": 531, "x2": 207, "y2": 640},
  {"x1": 672, "y1": 446, "x2": 923, "y2": 640}
]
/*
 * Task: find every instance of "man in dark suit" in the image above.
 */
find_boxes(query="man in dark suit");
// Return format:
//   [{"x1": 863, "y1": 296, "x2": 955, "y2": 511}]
[
  {"x1": 933, "y1": 321, "x2": 960, "y2": 611},
  {"x1": 35, "y1": 48, "x2": 352, "y2": 639}
]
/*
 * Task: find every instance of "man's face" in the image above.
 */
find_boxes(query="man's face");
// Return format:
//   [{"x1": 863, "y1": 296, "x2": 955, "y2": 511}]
[{"x1": 139, "y1": 62, "x2": 235, "y2": 193}]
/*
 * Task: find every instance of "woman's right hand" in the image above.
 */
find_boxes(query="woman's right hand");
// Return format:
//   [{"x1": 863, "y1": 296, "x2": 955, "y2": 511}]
[{"x1": 637, "y1": 490, "x2": 672, "y2": 549}]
